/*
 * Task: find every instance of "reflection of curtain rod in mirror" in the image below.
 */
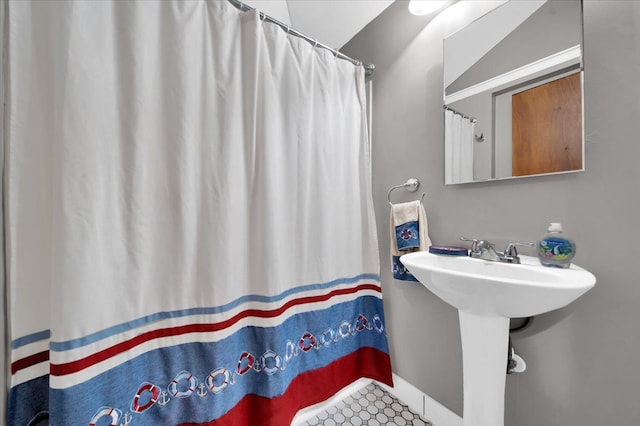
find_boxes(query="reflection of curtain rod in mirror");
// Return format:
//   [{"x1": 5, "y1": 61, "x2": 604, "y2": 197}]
[
  {"x1": 443, "y1": 106, "x2": 485, "y2": 142},
  {"x1": 444, "y1": 105, "x2": 477, "y2": 123}
]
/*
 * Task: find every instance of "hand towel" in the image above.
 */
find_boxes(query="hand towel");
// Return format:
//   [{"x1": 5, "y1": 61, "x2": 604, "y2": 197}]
[{"x1": 390, "y1": 200, "x2": 432, "y2": 281}]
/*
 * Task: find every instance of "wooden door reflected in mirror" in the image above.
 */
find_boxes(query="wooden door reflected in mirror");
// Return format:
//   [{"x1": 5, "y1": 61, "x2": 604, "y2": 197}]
[{"x1": 512, "y1": 72, "x2": 582, "y2": 176}]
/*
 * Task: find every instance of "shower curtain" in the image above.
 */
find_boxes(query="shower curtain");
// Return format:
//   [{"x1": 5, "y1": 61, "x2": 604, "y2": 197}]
[
  {"x1": 444, "y1": 109, "x2": 475, "y2": 184},
  {"x1": 5, "y1": 1, "x2": 392, "y2": 425}
]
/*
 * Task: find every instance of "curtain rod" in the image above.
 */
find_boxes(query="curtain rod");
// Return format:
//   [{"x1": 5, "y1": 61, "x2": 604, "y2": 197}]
[
  {"x1": 444, "y1": 105, "x2": 477, "y2": 123},
  {"x1": 227, "y1": 0, "x2": 375, "y2": 76}
]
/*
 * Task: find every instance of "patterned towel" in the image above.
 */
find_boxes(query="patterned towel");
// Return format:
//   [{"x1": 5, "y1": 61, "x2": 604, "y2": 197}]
[{"x1": 390, "y1": 200, "x2": 432, "y2": 281}]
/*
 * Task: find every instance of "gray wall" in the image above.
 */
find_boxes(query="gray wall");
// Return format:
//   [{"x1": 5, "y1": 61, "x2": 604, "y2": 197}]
[{"x1": 343, "y1": 1, "x2": 640, "y2": 424}]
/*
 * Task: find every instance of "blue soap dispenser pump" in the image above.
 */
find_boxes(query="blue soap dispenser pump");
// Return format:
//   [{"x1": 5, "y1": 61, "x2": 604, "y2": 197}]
[{"x1": 537, "y1": 223, "x2": 575, "y2": 268}]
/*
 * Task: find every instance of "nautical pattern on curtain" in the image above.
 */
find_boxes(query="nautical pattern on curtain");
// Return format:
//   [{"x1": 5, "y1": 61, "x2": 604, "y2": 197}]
[{"x1": 6, "y1": 1, "x2": 392, "y2": 425}]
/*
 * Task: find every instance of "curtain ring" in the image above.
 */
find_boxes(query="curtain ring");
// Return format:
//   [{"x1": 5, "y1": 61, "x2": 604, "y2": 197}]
[
  {"x1": 259, "y1": 12, "x2": 266, "y2": 22},
  {"x1": 313, "y1": 39, "x2": 318, "y2": 48}
]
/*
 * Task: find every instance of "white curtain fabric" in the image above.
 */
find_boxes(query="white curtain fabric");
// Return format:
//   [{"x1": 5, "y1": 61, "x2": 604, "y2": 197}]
[
  {"x1": 6, "y1": 1, "x2": 392, "y2": 424},
  {"x1": 0, "y1": 1, "x2": 6, "y2": 423},
  {"x1": 444, "y1": 109, "x2": 475, "y2": 184}
]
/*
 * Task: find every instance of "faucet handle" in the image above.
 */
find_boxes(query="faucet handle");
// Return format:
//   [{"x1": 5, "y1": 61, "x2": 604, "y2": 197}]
[
  {"x1": 460, "y1": 237, "x2": 496, "y2": 258},
  {"x1": 460, "y1": 236, "x2": 479, "y2": 243},
  {"x1": 502, "y1": 242, "x2": 535, "y2": 263},
  {"x1": 460, "y1": 236, "x2": 480, "y2": 254}
]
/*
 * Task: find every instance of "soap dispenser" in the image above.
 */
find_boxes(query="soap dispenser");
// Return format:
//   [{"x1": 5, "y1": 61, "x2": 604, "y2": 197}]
[{"x1": 537, "y1": 223, "x2": 575, "y2": 268}]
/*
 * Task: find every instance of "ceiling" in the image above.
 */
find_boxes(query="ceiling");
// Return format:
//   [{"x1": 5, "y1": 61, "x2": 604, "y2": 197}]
[{"x1": 243, "y1": 0, "x2": 394, "y2": 49}]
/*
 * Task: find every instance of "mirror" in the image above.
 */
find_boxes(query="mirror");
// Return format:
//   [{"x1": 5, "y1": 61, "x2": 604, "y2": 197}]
[{"x1": 443, "y1": 0, "x2": 583, "y2": 184}]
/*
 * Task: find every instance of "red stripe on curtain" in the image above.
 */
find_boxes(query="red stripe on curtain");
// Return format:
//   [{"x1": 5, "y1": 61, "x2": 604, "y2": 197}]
[
  {"x1": 10, "y1": 350, "x2": 49, "y2": 374},
  {"x1": 180, "y1": 346, "x2": 393, "y2": 426}
]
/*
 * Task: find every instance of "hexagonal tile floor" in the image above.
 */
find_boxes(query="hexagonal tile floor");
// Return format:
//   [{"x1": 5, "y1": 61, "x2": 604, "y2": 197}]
[{"x1": 303, "y1": 383, "x2": 432, "y2": 426}]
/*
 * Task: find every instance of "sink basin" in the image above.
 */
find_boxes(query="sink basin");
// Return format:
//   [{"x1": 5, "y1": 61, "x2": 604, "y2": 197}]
[
  {"x1": 400, "y1": 250, "x2": 596, "y2": 426},
  {"x1": 400, "y1": 251, "x2": 595, "y2": 317}
]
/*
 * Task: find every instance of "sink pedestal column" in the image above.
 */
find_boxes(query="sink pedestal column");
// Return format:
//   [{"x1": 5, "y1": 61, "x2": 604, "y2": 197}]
[{"x1": 458, "y1": 311, "x2": 510, "y2": 426}]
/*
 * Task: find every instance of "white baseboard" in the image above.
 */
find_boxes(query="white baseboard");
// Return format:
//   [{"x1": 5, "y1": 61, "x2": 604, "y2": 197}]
[{"x1": 291, "y1": 373, "x2": 463, "y2": 426}]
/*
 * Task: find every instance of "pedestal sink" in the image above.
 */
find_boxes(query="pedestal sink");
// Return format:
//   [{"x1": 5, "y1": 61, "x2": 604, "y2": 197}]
[{"x1": 400, "y1": 251, "x2": 596, "y2": 426}]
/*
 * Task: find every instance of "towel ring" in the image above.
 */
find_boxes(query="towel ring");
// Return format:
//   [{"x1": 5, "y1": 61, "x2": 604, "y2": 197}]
[{"x1": 387, "y1": 178, "x2": 425, "y2": 206}]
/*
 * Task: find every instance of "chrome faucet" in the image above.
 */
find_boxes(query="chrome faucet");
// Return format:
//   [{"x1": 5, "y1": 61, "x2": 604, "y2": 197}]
[
  {"x1": 460, "y1": 237, "x2": 534, "y2": 264},
  {"x1": 460, "y1": 237, "x2": 500, "y2": 261}
]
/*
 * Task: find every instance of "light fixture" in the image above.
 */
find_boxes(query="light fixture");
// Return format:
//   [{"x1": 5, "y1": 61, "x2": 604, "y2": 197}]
[{"x1": 408, "y1": 0, "x2": 449, "y2": 16}]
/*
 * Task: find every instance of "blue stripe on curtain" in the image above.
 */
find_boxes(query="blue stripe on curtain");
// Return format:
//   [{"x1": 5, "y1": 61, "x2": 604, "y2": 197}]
[{"x1": 11, "y1": 295, "x2": 389, "y2": 425}]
